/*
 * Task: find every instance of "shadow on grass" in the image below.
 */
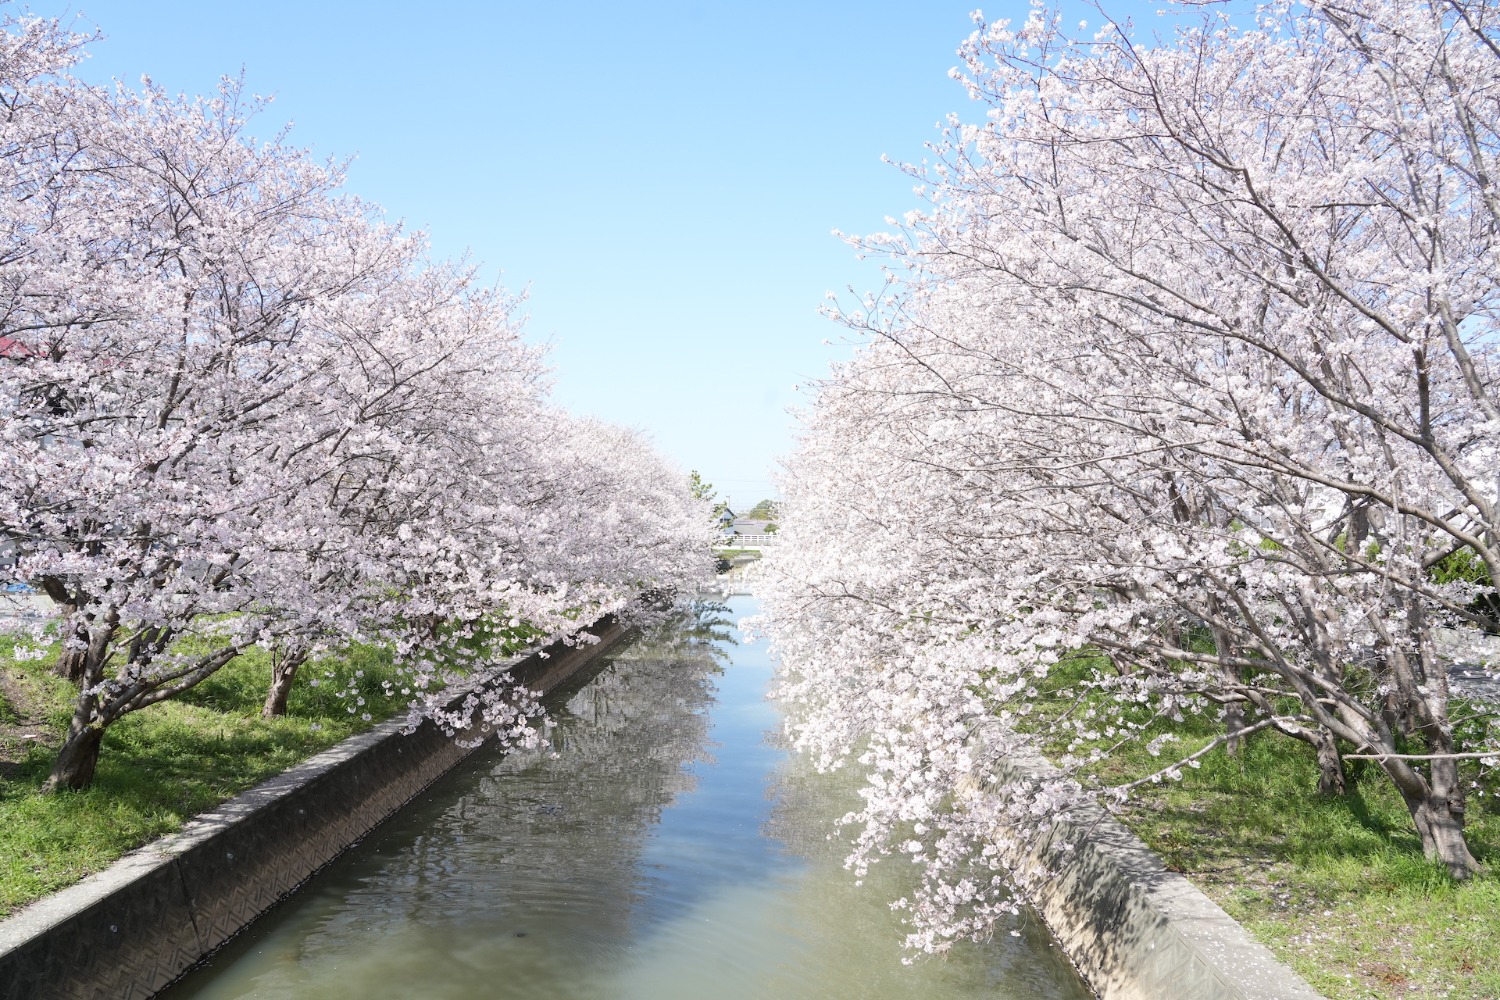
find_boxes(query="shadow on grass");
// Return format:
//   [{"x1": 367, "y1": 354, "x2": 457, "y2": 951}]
[
  {"x1": 1122, "y1": 731, "x2": 1484, "y2": 899},
  {"x1": 0, "y1": 643, "x2": 408, "y2": 916}
]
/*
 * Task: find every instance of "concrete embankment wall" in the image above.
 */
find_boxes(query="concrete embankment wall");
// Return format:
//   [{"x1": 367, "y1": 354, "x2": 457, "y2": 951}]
[
  {"x1": 997, "y1": 754, "x2": 1324, "y2": 1000},
  {"x1": 0, "y1": 615, "x2": 634, "y2": 1000}
]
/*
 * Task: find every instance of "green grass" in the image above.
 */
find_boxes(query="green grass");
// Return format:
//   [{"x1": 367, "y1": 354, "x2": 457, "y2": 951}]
[
  {"x1": 1020, "y1": 655, "x2": 1500, "y2": 1000},
  {"x1": 0, "y1": 689, "x2": 22, "y2": 725},
  {"x1": 0, "y1": 636, "x2": 408, "y2": 917}
]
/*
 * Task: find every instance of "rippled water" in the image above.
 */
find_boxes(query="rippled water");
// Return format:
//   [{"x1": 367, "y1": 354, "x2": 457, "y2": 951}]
[{"x1": 162, "y1": 596, "x2": 1090, "y2": 1000}]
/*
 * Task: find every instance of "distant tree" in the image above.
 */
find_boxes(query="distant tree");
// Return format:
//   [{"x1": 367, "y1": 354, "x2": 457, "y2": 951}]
[
  {"x1": 689, "y1": 470, "x2": 730, "y2": 523},
  {"x1": 745, "y1": 499, "x2": 781, "y2": 521}
]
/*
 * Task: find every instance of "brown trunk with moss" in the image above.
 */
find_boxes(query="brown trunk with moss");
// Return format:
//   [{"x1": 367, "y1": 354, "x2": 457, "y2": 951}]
[
  {"x1": 1273, "y1": 723, "x2": 1347, "y2": 797},
  {"x1": 1209, "y1": 619, "x2": 1245, "y2": 756},
  {"x1": 1312, "y1": 728, "x2": 1346, "y2": 798},
  {"x1": 43, "y1": 719, "x2": 104, "y2": 792},
  {"x1": 262, "y1": 649, "x2": 310, "y2": 718},
  {"x1": 42, "y1": 611, "x2": 118, "y2": 792},
  {"x1": 1381, "y1": 753, "x2": 1477, "y2": 878},
  {"x1": 53, "y1": 636, "x2": 87, "y2": 684},
  {"x1": 1329, "y1": 664, "x2": 1477, "y2": 878},
  {"x1": 45, "y1": 596, "x2": 88, "y2": 684},
  {"x1": 1382, "y1": 616, "x2": 1476, "y2": 876}
]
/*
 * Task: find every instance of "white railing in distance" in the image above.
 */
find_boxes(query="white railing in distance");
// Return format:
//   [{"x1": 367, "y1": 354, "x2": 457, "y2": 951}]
[{"x1": 716, "y1": 534, "x2": 778, "y2": 548}]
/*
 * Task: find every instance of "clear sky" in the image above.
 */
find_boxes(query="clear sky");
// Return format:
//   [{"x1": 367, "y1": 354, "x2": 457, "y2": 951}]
[{"x1": 38, "y1": 0, "x2": 1176, "y2": 509}]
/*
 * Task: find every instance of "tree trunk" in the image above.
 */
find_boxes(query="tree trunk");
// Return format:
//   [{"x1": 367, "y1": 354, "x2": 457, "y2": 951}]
[
  {"x1": 1222, "y1": 702, "x2": 1246, "y2": 757},
  {"x1": 1327, "y1": 683, "x2": 1479, "y2": 877},
  {"x1": 1313, "y1": 728, "x2": 1346, "y2": 798},
  {"x1": 53, "y1": 644, "x2": 87, "y2": 684},
  {"x1": 44, "y1": 610, "x2": 118, "y2": 792},
  {"x1": 1380, "y1": 615, "x2": 1478, "y2": 876},
  {"x1": 1394, "y1": 776, "x2": 1478, "y2": 878},
  {"x1": 1362, "y1": 717, "x2": 1479, "y2": 877},
  {"x1": 1277, "y1": 724, "x2": 1347, "y2": 797},
  {"x1": 1210, "y1": 620, "x2": 1244, "y2": 756},
  {"x1": 262, "y1": 649, "x2": 310, "y2": 718},
  {"x1": 42, "y1": 719, "x2": 104, "y2": 792},
  {"x1": 50, "y1": 606, "x2": 88, "y2": 684},
  {"x1": 1404, "y1": 734, "x2": 1475, "y2": 876}
]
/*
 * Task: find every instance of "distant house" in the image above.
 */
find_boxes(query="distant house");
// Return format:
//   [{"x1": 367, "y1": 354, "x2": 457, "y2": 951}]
[{"x1": 730, "y1": 518, "x2": 771, "y2": 536}]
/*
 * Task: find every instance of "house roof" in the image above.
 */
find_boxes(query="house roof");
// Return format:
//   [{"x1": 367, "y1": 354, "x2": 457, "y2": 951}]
[{"x1": 0, "y1": 336, "x2": 38, "y2": 359}]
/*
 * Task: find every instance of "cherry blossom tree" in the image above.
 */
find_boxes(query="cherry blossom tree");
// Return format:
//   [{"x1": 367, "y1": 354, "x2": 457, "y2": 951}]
[
  {"x1": 761, "y1": 0, "x2": 1500, "y2": 952},
  {"x1": 0, "y1": 8, "x2": 713, "y2": 789},
  {"x1": 0, "y1": 64, "x2": 402, "y2": 786}
]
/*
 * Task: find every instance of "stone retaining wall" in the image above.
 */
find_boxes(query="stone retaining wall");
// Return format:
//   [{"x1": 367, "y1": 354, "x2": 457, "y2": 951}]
[
  {"x1": 997, "y1": 754, "x2": 1324, "y2": 1000},
  {"x1": 0, "y1": 614, "x2": 634, "y2": 1000}
]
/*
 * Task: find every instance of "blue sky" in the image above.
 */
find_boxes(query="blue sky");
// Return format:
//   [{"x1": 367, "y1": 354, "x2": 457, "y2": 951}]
[{"x1": 42, "y1": 0, "x2": 1178, "y2": 508}]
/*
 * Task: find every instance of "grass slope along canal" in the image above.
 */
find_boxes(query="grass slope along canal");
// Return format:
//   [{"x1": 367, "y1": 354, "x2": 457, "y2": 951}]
[{"x1": 161, "y1": 596, "x2": 1089, "y2": 999}]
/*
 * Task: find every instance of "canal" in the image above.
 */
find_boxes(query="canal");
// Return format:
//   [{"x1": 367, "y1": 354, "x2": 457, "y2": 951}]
[{"x1": 162, "y1": 595, "x2": 1091, "y2": 1000}]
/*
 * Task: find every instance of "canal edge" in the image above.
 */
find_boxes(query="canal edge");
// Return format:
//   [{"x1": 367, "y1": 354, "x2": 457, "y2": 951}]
[
  {"x1": 995, "y1": 753, "x2": 1324, "y2": 1000},
  {"x1": 0, "y1": 614, "x2": 636, "y2": 1000}
]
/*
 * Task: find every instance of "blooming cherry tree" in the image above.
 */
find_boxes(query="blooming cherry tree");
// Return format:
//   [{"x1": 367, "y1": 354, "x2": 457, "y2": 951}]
[
  {"x1": 762, "y1": 0, "x2": 1500, "y2": 952},
  {"x1": 0, "y1": 7, "x2": 714, "y2": 789}
]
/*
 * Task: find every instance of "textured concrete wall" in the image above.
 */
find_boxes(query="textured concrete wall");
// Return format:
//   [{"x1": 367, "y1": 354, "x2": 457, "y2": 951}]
[
  {"x1": 996, "y1": 754, "x2": 1324, "y2": 1000},
  {"x1": 0, "y1": 614, "x2": 633, "y2": 1000}
]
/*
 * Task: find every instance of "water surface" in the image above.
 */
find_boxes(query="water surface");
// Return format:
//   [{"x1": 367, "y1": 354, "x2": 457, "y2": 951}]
[{"x1": 163, "y1": 596, "x2": 1090, "y2": 1000}]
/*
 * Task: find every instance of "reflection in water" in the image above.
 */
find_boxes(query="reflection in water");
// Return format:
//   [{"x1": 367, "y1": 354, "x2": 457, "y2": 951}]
[
  {"x1": 163, "y1": 597, "x2": 1089, "y2": 1000},
  {"x1": 759, "y1": 753, "x2": 1086, "y2": 998}
]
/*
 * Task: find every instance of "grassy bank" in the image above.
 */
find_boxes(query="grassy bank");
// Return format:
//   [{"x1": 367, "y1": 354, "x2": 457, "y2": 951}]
[
  {"x1": 1027, "y1": 657, "x2": 1500, "y2": 1000},
  {"x1": 0, "y1": 634, "x2": 408, "y2": 917}
]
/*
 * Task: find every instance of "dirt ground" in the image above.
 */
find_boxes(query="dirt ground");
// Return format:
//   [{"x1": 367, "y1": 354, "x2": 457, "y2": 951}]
[
  {"x1": 0, "y1": 591, "x2": 60, "y2": 777},
  {"x1": 0, "y1": 665, "x2": 58, "y2": 780}
]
